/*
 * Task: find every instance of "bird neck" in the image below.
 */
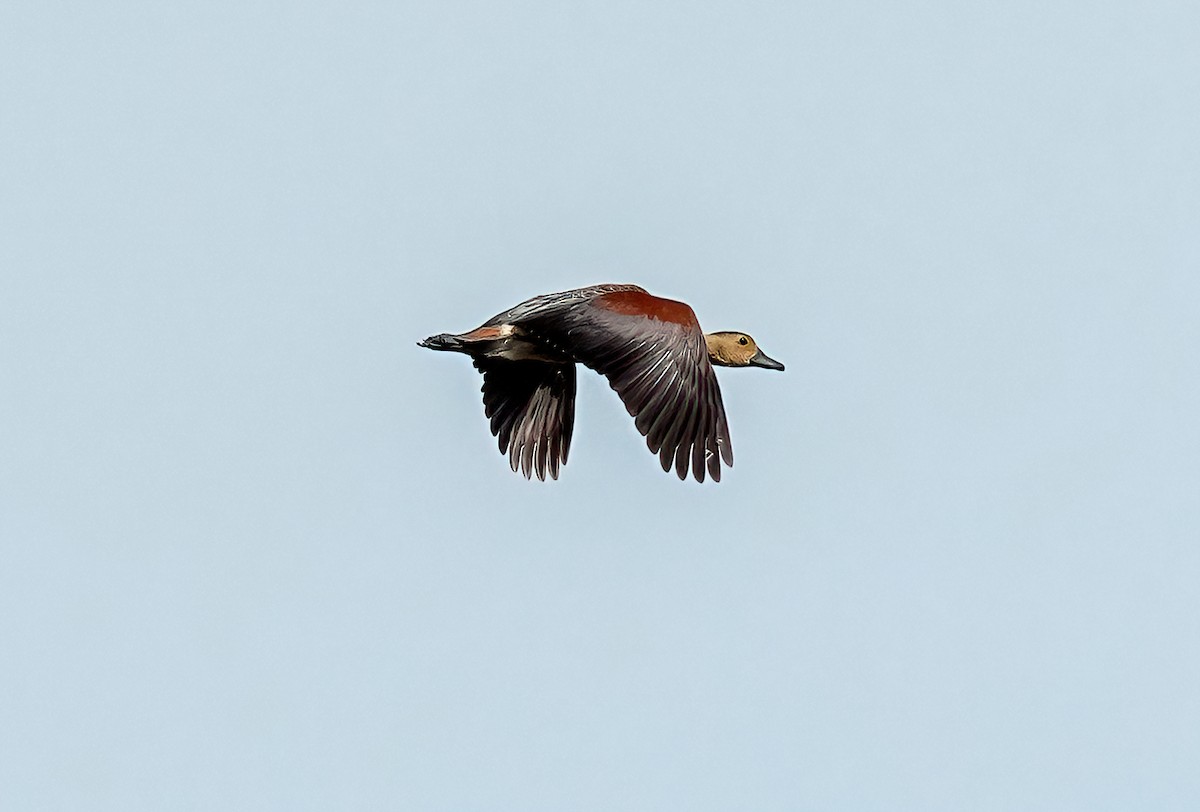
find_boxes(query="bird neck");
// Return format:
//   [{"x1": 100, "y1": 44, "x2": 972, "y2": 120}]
[{"x1": 704, "y1": 333, "x2": 733, "y2": 367}]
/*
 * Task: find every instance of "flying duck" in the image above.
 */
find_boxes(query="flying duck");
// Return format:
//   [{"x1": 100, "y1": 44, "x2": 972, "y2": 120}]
[{"x1": 419, "y1": 284, "x2": 784, "y2": 482}]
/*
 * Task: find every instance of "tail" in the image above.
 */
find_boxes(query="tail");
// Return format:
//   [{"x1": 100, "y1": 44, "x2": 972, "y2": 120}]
[{"x1": 418, "y1": 332, "x2": 466, "y2": 352}]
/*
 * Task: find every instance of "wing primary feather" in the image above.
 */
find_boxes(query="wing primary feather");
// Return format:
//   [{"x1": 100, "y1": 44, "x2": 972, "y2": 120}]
[
  {"x1": 692, "y1": 390, "x2": 710, "y2": 483},
  {"x1": 669, "y1": 380, "x2": 699, "y2": 482},
  {"x1": 655, "y1": 370, "x2": 697, "y2": 475},
  {"x1": 533, "y1": 393, "x2": 551, "y2": 481}
]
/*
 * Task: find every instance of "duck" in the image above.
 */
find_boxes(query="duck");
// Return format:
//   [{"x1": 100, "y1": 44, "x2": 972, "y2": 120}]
[{"x1": 418, "y1": 284, "x2": 784, "y2": 482}]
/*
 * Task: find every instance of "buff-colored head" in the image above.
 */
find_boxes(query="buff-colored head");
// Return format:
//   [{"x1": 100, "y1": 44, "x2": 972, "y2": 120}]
[{"x1": 704, "y1": 332, "x2": 785, "y2": 370}]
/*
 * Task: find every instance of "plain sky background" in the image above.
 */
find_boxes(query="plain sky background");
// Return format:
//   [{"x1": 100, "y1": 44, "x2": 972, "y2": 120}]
[{"x1": 3, "y1": 1, "x2": 1199, "y2": 809}]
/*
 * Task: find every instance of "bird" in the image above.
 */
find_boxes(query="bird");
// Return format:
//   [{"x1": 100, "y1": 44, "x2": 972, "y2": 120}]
[{"x1": 418, "y1": 284, "x2": 784, "y2": 482}]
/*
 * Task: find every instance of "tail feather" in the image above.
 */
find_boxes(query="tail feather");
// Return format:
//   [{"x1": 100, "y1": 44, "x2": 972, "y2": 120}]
[{"x1": 418, "y1": 333, "x2": 465, "y2": 351}]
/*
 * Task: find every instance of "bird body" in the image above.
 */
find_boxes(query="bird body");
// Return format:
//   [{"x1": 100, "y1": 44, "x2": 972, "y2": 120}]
[{"x1": 419, "y1": 284, "x2": 783, "y2": 482}]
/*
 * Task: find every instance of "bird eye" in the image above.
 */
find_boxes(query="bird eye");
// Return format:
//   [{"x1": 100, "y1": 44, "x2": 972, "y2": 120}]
[{"x1": 738, "y1": 336, "x2": 748, "y2": 345}]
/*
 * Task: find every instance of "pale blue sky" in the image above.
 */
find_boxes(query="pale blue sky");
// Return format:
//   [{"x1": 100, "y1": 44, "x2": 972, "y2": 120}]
[{"x1": 2, "y1": 2, "x2": 1199, "y2": 809}]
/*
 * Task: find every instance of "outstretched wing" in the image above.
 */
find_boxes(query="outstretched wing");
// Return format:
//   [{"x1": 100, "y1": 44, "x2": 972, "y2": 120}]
[
  {"x1": 522, "y1": 289, "x2": 732, "y2": 482},
  {"x1": 474, "y1": 359, "x2": 576, "y2": 481}
]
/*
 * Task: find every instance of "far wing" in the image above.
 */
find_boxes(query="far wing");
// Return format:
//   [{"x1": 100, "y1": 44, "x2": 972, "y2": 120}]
[{"x1": 474, "y1": 359, "x2": 576, "y2": 481}]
